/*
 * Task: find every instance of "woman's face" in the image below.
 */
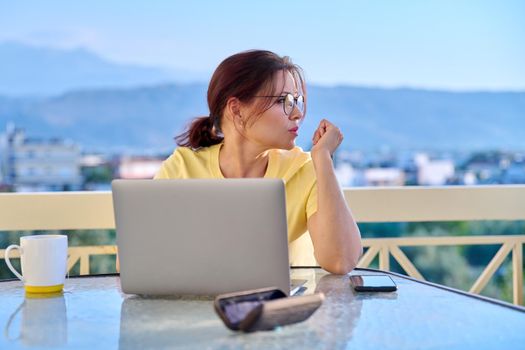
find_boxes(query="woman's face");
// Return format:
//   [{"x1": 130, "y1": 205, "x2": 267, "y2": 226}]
[{"x1": 241, "y1": 70, "x2": 304, "y2": 150}]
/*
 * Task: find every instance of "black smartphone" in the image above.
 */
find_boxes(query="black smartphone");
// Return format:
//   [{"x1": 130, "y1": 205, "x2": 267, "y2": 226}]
[
  {"x1": 214, "y1": 287, "x2": 324, "y2": 332},
  {"x1": 349, "y1": 274, "x2": 397, "y2": 292}
]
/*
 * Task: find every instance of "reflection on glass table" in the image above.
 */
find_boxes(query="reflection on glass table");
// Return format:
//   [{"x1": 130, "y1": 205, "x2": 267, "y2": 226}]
[
  {"x1": 4, "y1": 292, "x2": 67, "y2": 347},
  {"x1": 0, "y1": 268, "x2": 524, "y2": 349}
]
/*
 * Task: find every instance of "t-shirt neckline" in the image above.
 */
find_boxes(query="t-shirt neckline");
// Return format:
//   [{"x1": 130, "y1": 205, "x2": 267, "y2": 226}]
[{"x1": 210, "y1": 143, "x2": 276, "y2": 179}]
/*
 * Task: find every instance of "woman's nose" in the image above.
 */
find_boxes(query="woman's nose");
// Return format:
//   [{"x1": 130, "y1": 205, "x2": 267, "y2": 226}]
[{"x1": 290, "y1": 106, "x2": 304, "y2": 121}]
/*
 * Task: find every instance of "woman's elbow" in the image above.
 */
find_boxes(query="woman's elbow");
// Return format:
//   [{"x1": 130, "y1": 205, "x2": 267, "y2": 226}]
[
  {"x1": 312, "y1": 227, "x2": 364, "y2": 274},
  {"x1": 319, "y1": 248, "x2": 362, "y2": 275},
  {"x1": 320, "y1": 259, "x2": 355, "y2": 275}
]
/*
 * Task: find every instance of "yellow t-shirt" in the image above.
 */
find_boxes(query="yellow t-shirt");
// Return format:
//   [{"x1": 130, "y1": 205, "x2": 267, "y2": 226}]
[{"x1": 154, "y1": 143, "x2": 318, "y2": 243}]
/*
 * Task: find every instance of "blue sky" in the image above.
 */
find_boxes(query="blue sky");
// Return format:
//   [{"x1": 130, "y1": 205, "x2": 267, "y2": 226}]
[{"x1": 1, "y1": 0, "x2": 524, "y2": 90}]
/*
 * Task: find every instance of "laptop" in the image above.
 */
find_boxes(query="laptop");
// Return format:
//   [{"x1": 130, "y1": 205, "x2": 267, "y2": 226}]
[{"x1": 112, "y1": 178, "x2": 298, "y2": 296}]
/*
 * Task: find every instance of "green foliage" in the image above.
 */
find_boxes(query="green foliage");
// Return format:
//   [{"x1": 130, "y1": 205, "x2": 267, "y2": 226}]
[
  {"x1": 413, "y1": 246, "x2": 472, "y2": 290},
  {"x1": 358, "y1": 222, "x2": 406, "y2": 238},
  {"x1": 82, "y1": 166, "x2": 114, "y2": 184}
]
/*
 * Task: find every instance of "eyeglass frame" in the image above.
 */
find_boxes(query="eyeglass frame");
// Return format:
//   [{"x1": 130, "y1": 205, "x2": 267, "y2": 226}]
[{"x1": 254, "y1": 93, "x2": 305, "y2": 116}]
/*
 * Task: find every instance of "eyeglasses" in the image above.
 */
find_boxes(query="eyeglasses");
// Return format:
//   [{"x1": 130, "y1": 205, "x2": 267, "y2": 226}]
[{"x1": 255, "y1": 93, "x2": 305, "y2": 116}]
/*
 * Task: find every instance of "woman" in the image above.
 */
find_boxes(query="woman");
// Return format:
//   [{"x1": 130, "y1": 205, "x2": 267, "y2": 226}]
[{"x1": 155, "y1": 50, "x2": 362, "y2": 274}]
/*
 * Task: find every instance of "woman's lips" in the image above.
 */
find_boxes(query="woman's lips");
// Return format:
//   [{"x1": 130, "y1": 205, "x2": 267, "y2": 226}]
[{"x1": 288, "y1": 127, "x2": 299, "y2": 135}]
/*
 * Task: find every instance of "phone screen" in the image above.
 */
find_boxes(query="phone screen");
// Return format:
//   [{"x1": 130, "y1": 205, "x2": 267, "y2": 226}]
[{"x1": 349, "y1": 274, "x2": 397, "y2": 292}]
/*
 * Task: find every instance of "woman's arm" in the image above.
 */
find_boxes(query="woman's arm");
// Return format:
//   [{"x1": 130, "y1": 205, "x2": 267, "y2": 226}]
[{"x1": 307, "y1": 119, "x2": 363, "y2": 274}]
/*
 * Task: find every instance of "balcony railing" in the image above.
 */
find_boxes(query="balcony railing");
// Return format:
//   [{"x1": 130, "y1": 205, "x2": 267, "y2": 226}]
[{"x1": 1, "y1": 185, "x2": 524, "y2": 305}]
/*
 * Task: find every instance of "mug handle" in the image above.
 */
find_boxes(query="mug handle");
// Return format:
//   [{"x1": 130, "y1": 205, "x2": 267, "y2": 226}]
[{"x1": 5, "y1": 245, "x2": 24, "y2": 282}]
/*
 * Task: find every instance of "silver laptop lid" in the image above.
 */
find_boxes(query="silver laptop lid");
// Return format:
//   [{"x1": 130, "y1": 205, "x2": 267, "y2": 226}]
[{"x1": 112, "y1": 179, "x2": 290, "y2": 296}]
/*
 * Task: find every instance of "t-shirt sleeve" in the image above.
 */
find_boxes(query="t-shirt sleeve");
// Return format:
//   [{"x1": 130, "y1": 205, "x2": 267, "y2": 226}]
[
  {"x1": 154, "y1": 150, "x2": 184, "y2": 179},
  {"x1": 153, "y1": 165, "x2": 169, "y2": 179},
  {"x1": 306, "y1": 180, "x2": 318, "y2": 219}
]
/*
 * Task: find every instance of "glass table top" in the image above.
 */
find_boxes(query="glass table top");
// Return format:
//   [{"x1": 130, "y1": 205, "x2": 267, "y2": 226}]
[{"x1": 0, "y1": 268, "x2": 524, "y2": 349}]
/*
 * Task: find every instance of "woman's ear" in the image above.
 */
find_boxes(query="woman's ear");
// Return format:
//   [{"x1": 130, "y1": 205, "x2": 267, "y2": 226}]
[
  {"x1": 225, "y1": 97, "x2": 242, "y2": 121},
  {"x1": 225, "y1": 97, "x2": 247, "y2": 129}
]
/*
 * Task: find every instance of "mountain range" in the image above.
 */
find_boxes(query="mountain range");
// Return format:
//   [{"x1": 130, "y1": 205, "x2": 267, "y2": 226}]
[
  {"x1": 0, "y1": 42, "x2": 524, "y2": 153},
  {"x1": 0, "y1": 42, "x2": 208, "y2": 96},
  {"x1": 1, "y1": 85, "x2": 524, "y2": 153}
]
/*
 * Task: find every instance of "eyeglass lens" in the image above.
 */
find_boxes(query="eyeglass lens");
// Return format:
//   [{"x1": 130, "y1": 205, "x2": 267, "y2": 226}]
[{"x1": 284, "y1": 94, "x2": 304, "y2": 115}]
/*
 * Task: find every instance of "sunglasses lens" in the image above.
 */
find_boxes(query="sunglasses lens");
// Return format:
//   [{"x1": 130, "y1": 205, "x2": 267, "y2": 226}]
[{"x1": 223, "y1": 300, "x2": 261, "y2": 325}]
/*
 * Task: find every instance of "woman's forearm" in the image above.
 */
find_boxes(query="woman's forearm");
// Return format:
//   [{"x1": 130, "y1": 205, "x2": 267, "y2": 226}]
[{"x1": 310, "y1": 149, "x2": 363, "y2": 274}]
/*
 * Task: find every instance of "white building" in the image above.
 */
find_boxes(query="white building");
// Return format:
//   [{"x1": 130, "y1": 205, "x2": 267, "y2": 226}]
[
  {"x1": 334, "y1": 163, "x2": 356, "y2": 187},
  {"x1": 117, "y1": 156, "x2": 164, "y2": 179},
  {"x1": 364, "y1": 168, "x2": 405, "y2": 186},
  {"x1": 416, "y1": 153, "x2": 455, "y2": 186},
  {"x1": 0, "y1": 124, "x2": 82, "y2": 191}
]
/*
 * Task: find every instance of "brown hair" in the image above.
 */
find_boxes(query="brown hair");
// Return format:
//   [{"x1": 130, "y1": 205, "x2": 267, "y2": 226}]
[{"x1": 175, "y1": 50, "x2": 306, "y2": 149}]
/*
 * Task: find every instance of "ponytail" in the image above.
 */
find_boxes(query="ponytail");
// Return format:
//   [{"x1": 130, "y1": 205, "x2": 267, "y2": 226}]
[{"x1": 175, "y1": 115, "x2": 223, "y2": 149}]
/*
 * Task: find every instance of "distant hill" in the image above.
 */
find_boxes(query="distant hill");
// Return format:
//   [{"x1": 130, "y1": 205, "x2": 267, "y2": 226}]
[
  {"x1": 0, "y1": 84, "x2": 524, "y2": 153},
  {"x1": 0, "y1": 42, "x2": 208, "y2": 96}
]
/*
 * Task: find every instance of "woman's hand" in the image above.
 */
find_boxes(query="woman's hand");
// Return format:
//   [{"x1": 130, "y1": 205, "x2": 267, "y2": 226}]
[{"x1": 311, "y1": 119, "x2": 343, "y2": 157}]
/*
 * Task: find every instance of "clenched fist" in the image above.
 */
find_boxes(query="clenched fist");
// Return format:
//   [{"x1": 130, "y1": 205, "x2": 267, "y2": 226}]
[{"x1": 311, "y1": 119, "x2": 343, "y2": 157}]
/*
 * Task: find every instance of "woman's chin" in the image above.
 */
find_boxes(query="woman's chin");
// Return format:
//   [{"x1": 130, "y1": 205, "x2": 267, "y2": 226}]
[
  {"x1": 281, "y1": 140, "x2": 296, "y2": 150},
  {"x1": 267, "y1": 139, "x2": 295, "y2": 150}
]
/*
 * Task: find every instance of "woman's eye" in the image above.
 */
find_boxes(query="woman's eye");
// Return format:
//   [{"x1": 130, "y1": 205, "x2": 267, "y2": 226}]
[{"x1": 276, "y1": 97, "x2": 286, "y2": 104}]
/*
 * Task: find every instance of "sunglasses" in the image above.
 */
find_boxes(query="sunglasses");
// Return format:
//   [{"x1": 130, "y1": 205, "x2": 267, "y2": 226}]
[
  {"x1": 214, "y1": 287, "x2": 324, "y2": 332},
  {"x1": 255, "y1": 93, "x2": 305, "y2": 116}
]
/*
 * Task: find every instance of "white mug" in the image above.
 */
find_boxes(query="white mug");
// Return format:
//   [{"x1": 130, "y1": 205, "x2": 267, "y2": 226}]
[{"x1": 4, "y1": 235, "x2": 68, "y2": 293}]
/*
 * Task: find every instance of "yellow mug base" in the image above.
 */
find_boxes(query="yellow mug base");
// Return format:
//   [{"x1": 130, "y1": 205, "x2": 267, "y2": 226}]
[{"x1": 25, "y1": 284, "x2": 64, "y2": 294}]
